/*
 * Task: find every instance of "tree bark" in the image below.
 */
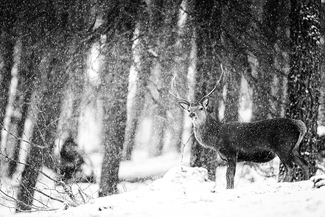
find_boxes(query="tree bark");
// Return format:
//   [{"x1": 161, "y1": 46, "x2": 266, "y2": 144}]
[
  {"x1": 7, "y1": 40, "x2": 35, "y2": 178},
  {"x1": 16, "y1": 51, "x2": 69, "y2": 211},
  {"x1": 279, "y1": 0, "x2": 321, "y2": 181},
  {"x1": 98, "y1": 0, "x2": 141, "y2": 197},
  {"x1": 191, "y1": 0, "x2": 223, "y2": 181},
  {"x1": 15, "y1": 0, "x2": 75, "y2": 209},
  {"x1": 224, "y1": 70, "x2": 241, "y2": 122},
  {"x1": 122, "y1": 20, "x2": 151, "y2": 160},
  {"x1": 0, "y1": 20, "x2": 15, "y2": 151}
]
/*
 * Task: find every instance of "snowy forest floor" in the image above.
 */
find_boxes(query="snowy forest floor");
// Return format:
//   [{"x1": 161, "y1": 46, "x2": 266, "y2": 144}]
[{"x1": 1, "y1": 155, "x2": 325, "y2": 217}]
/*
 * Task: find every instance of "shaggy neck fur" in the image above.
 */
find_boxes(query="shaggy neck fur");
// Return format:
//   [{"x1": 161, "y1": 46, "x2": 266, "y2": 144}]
[{"x1": 193, "y1": 115, "x2": 221, "y2": 150}]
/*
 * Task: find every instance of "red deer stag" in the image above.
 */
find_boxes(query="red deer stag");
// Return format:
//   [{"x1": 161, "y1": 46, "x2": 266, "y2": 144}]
[{"x1": 175, "y1": 71, "x2": 309, "y2": 189}]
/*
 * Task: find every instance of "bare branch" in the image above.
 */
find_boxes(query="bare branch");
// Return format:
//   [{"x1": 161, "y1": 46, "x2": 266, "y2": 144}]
[{"x1": 33, "y1": 188, "x2": 65, "y2": 204}]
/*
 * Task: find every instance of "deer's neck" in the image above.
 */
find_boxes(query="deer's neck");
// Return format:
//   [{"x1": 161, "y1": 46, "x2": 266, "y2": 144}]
[{"x1": 193, "y1": 116, "x2": 221, "y2": 150}]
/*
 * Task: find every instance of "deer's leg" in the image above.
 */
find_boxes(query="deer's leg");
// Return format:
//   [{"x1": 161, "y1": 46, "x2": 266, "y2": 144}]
[
  {"x1": 211, "y1": 166, "x2": 218, "y2": 193},
  {"x1": 278, "y1": 154, "x2": 294, "y2": 182},
  {"x1": 292, "y1": 148, "x2": 309, "y2": 180},
  {"x1": 283, "y1": 166, "x2": 293, "y2": 182},
  {"x1": 226, "y1": 156, "x2": 237, "y2": 189}
]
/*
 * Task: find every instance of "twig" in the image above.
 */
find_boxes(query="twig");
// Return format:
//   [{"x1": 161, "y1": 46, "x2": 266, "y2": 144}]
[
  {"x1": 2, "y1": 127, "x2": 44, "y2": 149},
  {"x1": 58, "y1": 181, "x2": 78, "y2": 206},
  {"x1": 0, "y1": 189, "x2": 17, "y2": 203},
  {"x1": 33, "y1": 188, "x2": 65, "y2": 204},
  {"x1": 78, "y1": 188, "x2": 86, "y2": 204},
  {"x1": 180, "y1": 132, "x2": 194, "y2": 164},
  {"x1": 179, "y1": 6, "x2": 192, "y2": 16}
]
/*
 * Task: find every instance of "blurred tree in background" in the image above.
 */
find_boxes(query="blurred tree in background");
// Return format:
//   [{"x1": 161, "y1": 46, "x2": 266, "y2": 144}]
[{"x1": 0, "y1": 0, "x2": 324, "y2": 213}]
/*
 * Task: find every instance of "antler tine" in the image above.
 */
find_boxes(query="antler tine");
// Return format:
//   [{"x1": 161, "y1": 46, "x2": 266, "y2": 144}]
[
  {"x1": 169, "y1": 75, "x2": 189, "y2": 102},
  {"x1": 199, "y1": 64, "x2": 225, "y2": 102}
]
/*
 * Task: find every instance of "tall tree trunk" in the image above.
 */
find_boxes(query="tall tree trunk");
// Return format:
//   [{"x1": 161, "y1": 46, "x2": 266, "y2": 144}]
[
  {"x1": 318, "y1": 2, "x2": 325, "y2": 126},
  {"x1": 224, "y1": 70, "x2": 241, "y2": 122},
  {"x1": 123, "y1": 20, "x2": 151, "y2": 160},
  {"x1": 146, "y1": 0, "x2": 182, "y2": 157},
  {"x1": 98, "y1": 0, "x2": 140, "y2": 197},
  {"x1": 98, "y1": 42, "x2": 130, "y2": 196},
  {"x1": 251, "y1": 0, "x2": 280, "y2": 120},
  {"x1": 279, "y1": 0, "x2": 321, "y2": 181},
  {"x1": 165, "y1": 0, "x2": 189, "y2": 153},
  {"x1": 191, "y1": 0, "x2": 223, "y2": 181},
  {"x1": 16, "y1": 51, "x2": 68, "y2": 211},
  {"x1": 7, "y1": 40, "x2": 35, "y2": 178},
  {"x1": 14, "y1": 0, "x2": 96, "y2": 211},
  {"x1": 58, "y1": 39, "x2": 86, "y2": 143},
  {"x1": 252, "y1": 65, "x2": 272, "y2": 121},
  {"x1": 0, "y1": 24, "x2": 14, "y2": 150},
  {"x1": 16, "y1": 1, "x2": 74, "y2": 208}
]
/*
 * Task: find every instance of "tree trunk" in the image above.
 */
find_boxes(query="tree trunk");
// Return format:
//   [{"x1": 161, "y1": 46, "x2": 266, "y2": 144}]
[
  {"x1": 7, "y1": 40, "x2": 35, "y2": 178},
  {"x1": 224, "y1": 70, "x2": 241, "y2": 122},
  {"x1": 251, "y1": 0, "x2": 281, "y2": 121},
  {"x1": 98, "y1": 46, "x2": 130, "y2": 196},
  {"x1": 166, "y1": 0, "x2": 190, "y2": 153},
  {"x1": 16, "y1": 1, "x2": 73, "y2": 207},
  {"x1": 122, "y1": 20, "x2": 151, "y2": 160},
  {"x1": 16, "y1": 50, "x2": 68, "y2": 211},
  {"x1": 0, "y1": 24, "x2": 14, "y2": 150},
  {"x1": 191, "y1": 0, "x2": 223, "y2": 181},
  {"x1": 98, "y1": 0, "x2": 140, "y2": 197},
  {"x1": 318, "y1": 3, "x2": 325, "y2": 126},
  {"x1": 58, "y1": 39, "x2": 86, "y2": 143},
  {"x1": 146, "y1": 0, "x2": 182, "y2": 157},
  {"x1": 279, "y1": 0, "x2": 321, "y2": 181}
]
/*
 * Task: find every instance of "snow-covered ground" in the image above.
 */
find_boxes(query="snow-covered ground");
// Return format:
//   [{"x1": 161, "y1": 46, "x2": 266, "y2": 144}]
[{"x1": 4, "y1": 166, "x2": 325, "y2": 217}]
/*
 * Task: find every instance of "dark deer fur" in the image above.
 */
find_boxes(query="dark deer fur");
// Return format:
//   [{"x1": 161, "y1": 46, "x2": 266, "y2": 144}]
[{"x1": 179, "y1": 97, "x2": 309, "y2": 189}]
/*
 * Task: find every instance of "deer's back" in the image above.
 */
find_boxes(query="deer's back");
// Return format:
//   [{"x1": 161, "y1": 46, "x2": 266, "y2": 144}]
[{"x1": 218, "y1": 118, "x2": 302, "y2": 158}]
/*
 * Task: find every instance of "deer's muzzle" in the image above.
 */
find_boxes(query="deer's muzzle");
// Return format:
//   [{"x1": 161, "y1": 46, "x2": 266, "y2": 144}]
[{"x1": 189, "y1": 113, "x2": 195, "y2": 118}]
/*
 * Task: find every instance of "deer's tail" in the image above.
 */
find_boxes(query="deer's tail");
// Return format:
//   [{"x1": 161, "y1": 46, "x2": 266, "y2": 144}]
[
  {"x1": 291, "y1": 119, "x2": 310, "y2": 180},
  {"x1": 292, "y1": 119, "x2": 307, "y2": 152}
]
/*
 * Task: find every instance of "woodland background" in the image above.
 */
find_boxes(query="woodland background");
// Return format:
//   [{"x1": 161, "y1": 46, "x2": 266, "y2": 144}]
[{"x1": 0, "y1": 0, "x2": 324, "y2": 213}]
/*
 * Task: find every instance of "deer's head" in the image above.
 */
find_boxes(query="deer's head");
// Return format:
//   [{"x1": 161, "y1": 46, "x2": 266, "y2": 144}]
[
  {"x1": 171, "y1": 65, "x2": 226, "y2": 126},
  {"x1": 179, "y1": 97, "x2": 210, "y2": 126}
]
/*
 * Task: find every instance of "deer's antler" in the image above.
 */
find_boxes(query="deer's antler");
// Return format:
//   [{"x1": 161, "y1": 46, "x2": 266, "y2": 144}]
[
  {"x1": 169, "y1": 75, "x2": 189, "y2": 103},
  {"x1": 198, "y1": 64, "x2": 226, "y2": 103}
]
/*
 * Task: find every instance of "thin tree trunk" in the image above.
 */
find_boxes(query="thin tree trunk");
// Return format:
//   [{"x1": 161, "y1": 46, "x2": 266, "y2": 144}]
[
  {"x1": 146, "y1": 0, "x2": 182, "y2": 157},
  {"x1": 7, "y1": 41, "x2": 35, "y2": 178},
  {"x1": 318, "y1": 3, "x2": 325, "y2": 126},
  {"x1": 123, "y1": 21, "x2": 151, "y2": 160},
  {"x1": 0, "y1": 27, "x2": 14, "y2": 149},
  {"x1": 59, "y1": 40, "x2": 86, "y2": 142},
  {"x1": 166, "y1": 0, "x2": 191, "y2": 153}
]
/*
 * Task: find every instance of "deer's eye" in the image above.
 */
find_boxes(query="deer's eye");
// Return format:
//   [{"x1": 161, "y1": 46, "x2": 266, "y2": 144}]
[{"x1": 199, "y1": 107, "x2": 204, "y2": 111}]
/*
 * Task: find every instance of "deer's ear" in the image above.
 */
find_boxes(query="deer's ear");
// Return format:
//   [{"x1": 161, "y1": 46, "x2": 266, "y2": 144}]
[
  {"x1": 179, "y1": 101, "x2": 190, "y2": 110},
  {"x1": 202, "y1": 97, "x2": 209, "y2": 109}
]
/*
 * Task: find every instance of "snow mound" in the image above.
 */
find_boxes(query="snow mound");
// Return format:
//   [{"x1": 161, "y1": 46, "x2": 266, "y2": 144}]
[
  {"x1": 11, "y1": 166, "x2": 325, "y2": 217},
  {"x1": 150, "y1": 166, "x2": 215, "y2": 202},
  {"x1": 161, "y1": 166, "x2": 209, "y2": 183}
]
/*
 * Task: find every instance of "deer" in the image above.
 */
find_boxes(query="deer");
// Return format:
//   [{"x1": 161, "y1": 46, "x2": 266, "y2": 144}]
[{"x1": 174, "y1": 71, "x2": 309, "y2": 189}]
